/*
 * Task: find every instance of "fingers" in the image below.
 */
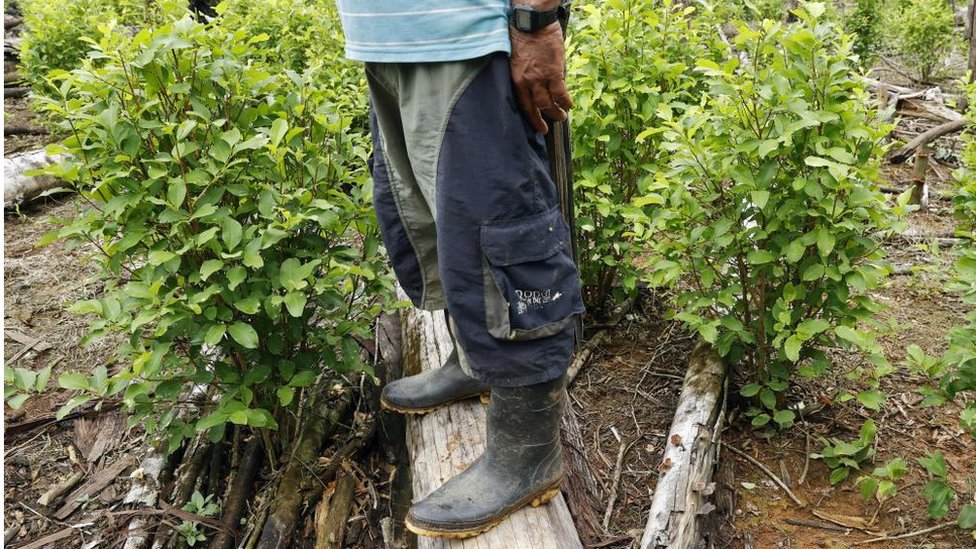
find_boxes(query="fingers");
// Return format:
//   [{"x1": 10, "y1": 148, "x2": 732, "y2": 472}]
[
  {"x1": 549, "y1": 78, "x2": 573, "y2": 112},
  {"x1": 514, "y1": 80, "x2": 548, "y2": 135},
  {"x1": 531, "y1": 84, "x2": 554, "y2": 134}
]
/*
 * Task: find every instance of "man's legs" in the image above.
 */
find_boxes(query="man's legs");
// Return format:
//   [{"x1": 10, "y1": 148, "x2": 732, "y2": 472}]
[{"x1": 366, "y1": 53, "x2": 583, "y2": 538}]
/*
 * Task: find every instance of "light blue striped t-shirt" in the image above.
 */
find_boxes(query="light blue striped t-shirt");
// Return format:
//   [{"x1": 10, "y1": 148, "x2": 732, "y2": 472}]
[{"x1": 335, "y1": 1, "x2": 512, "y2": 63}]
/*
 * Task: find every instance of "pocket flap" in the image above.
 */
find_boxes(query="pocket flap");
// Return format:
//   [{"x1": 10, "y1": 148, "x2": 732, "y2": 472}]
[{"x1": 480, "y1": 208, "x2": 570, "y2": 266}]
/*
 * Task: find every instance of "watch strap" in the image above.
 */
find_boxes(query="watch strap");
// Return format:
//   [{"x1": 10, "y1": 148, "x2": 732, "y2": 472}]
[{"x1": 511, "y1": 4, "x2": 562, "y2": 32}]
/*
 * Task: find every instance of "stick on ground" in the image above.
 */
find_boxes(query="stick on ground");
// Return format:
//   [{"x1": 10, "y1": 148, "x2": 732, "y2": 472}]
[{"x1": 724, "y1": 444, "x2": 806, "y2": 507}]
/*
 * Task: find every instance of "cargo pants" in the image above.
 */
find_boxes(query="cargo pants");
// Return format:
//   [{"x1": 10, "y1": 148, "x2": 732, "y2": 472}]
[{"x1": 367, "y1": 52, "x2": 584, "y2": 387}]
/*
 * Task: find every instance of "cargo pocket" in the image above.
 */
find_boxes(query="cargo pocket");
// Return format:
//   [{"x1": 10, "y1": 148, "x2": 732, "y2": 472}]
[{"x1": 480, "y1": 207, "x2": 584, "y2": 341}]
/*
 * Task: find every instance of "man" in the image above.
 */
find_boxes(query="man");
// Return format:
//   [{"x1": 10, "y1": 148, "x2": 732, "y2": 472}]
[{"x1": 335, "y1": 0, "x2": 585, "y2": 539}]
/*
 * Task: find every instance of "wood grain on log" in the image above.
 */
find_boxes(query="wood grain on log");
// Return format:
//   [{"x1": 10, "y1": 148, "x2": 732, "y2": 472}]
[
  {"x1": 314, "y1": 473, "x2": 357, "y2": 549},
  {"x1": 640, "y1": 343, "x2": 727, "y2": 549},
  {"x1": 401, "y1": 306, "x2": 584, "y2": 549},
  {"x1": 54, "y1": 456, "x2": 135, "y2": 520},
  {"x1": 3, "y1": 149, "x2": 68, "y2": 209}
]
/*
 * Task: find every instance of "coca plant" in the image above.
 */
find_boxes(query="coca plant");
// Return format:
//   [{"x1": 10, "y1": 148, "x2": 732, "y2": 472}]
[
  {"x1": 567, "y1": 0, "x2": 724, "y2": 312},
  {"x1": 640, "y1": 4, "x2": 906, "y2": 428},
  {"x1": 35, "y1": 18, "x2": 395, "y2": 452}
]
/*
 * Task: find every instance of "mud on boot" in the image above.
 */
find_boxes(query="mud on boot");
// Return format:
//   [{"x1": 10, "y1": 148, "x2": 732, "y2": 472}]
[
  {"x1": 380, "y1": 347, "x2": 491, "y2": 415},
  {"x1": 404, "y1": 373, "x2": 565, "y2": 539}
]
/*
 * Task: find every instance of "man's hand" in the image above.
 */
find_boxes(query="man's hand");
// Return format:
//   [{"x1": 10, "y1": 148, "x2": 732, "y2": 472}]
[{"x1": 509, "y1": 21, "x2": 572, "y2": 135}]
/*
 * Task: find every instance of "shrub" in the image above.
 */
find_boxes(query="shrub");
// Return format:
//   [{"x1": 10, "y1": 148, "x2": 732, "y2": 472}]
[
  {"x1": 18, "y1": 0, "x2": 186, "y2": 91},
  {"x1": 35, "y1": 17, "x2": 394, "y2": 452},
  {"x1": 567, "y1": 0, "x2": 723, "y2": 311},
  {"x1": 641, "y1": 4, "x2": 902, "y2": 428},
  {"x1": 845, "y1": 0, "x2": 884, "y2": 67},
  {"x1": 889, "y1": 0, "x2": 957, "y2": 81},
  {"x1": 211, "y1": 0, "x2": 369, "y2": 140}
]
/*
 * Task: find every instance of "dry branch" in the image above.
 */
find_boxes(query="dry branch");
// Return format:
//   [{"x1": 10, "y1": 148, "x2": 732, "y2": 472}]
[
  {"x1": 54, "y1": 456, "x2": 134, "y2": 520},
  {"x1": 889, "y1": 119, "x2": 968, "y2": 164},
  {"x1": 36, "y1": 471, "x2": 84, "y2": 506},
  {"x1": 639, "y1": 343, "x2": 727, "y2": 549}
]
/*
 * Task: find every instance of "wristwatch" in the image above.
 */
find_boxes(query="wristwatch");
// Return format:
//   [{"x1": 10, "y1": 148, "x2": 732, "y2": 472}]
[{"x1": 510, "y1": 4, "x2": 565, "y2": 32}]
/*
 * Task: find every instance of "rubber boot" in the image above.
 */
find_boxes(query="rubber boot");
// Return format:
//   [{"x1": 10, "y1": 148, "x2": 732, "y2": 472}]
[
  {"x1": 405, "y1": 373, "x2": 565, "y2": 539},
  {"x1": 380, "y1": 346, "x2": 491, "y2": 415}
]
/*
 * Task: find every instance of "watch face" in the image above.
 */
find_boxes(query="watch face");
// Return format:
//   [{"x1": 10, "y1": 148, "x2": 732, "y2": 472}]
[{"x1": 515, "y1": 10, "x2": 533, "y2": 31}]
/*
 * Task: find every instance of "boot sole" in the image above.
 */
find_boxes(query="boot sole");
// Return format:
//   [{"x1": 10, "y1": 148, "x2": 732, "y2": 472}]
[
  {"x1": 380, "y1": 392, "x2": 490, "y2": 415},
  {"x1": 403, "y1": 482, "x2": 562, "y2": 539}
]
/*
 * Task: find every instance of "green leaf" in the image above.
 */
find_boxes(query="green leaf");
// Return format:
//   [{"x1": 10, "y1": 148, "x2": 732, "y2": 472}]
[
  {"x1": 958, "y1": 504, "x2": 976, "y2": 529},
  {"x1": 796, "y1": 319, "x2": 830, "y2": 338},
  {"x1": 816, "y1": 227, "x2": 836, "y2": 256},
  {"x1": 228, "y1": 322, "x2": 259, "y2": 349},
  {"x1": 226, "y1": 266, "x2": 246, "y2": 290},
  {"x1": 200, "y1": 259, "x2": 224, "y2": 281},
  {"x1": 168, "y1": 178, "x2": 187, "y2": 208},
  {"x1": 289, "y1": 370, "x2": 317, "y2": 388},
  {"x1": 922, "y1": 480, "x2": 954, "y2": 519},
  {"x1": 856, "y1": 389, "x2": 885, "y2": 410},
  {"x1": 747, "y1": 250, "x2": 777, "y2": 265},
  {"x1": 740, "y1": 383, "x2": 762, "y2": 397},
  {"x1": 829, "y1": 467, "x2": 850, "y2": 485},
  {"x1": 6, "y1": 393, "x2": 30, "y2": 409},
  {"x1": 58, "y1": 372, "x2": 91, "y2": 391},
  {"x1": 221, "y1": 218, "x2": 243, "y2": 250},
  {"x1": 270, "y1": 118, "x2": 288, "y2": 146},
  {"x1": 918, "y1": 451, "x2": 948, "y2": 478},
  {"x1": 234, "y1": 294, "x2": 261, "y2": 315},
  {"x1": 784, "y1": 335, "x2": 802, "y2": 362},
  {"x1": 751, "y1": 190, "x2": 770, "y2": 209},
  {"x1": 277, "y1": 386, "x2": 295, "y2": 407},
  {"x1": 773, "y1": 409, "x2": 795, "y2": 428},
  {"x1": 56, "y1": 395, "x2": 92, "y2": 420},
  {"x1": 750, "y1": 413, "x2": 771, "y2": 427},
  {"x1": 204, "y1": 324, "x2": 226, "y2": 346},
  {"x1": 243, "y1": 239, "x2": 263, "y2": 269},
  {"x1": 858, "y1": 475, "x2": 879, "y2": 500},
  {"x1": 283, "y1": 292, "x2": 307, "y2": 317},
  {"x1": 759, "y1": 387, "x2": 777, "y2": 410}
]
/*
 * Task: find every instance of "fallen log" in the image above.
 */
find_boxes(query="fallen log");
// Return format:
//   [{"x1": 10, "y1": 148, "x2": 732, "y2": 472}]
[
  {"x1": 5, "y1": 125, "x2": 47, "y2": 136},
  {"x1": 121, "y1": 450, "x2": 169, "y2": 549},
  {"x1": 4, "y1": 86, "x2": 28, "y2": 98},
  {"x1": 639, "y1": 343, "x2": 727, "y2": 549},
  {"x1": 889, "y1": 119, "x2": 968, "y2": 164},
  {"x1": 3, "y1": 148, "x2": 69, "y2": 209},
  {"x1": 400, "y1": 306, "x2": 584, "y2": 549}
]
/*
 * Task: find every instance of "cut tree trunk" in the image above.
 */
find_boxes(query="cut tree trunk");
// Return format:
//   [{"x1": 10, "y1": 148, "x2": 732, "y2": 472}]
[
  {"x1": 3, "y1": 149, "x2": 68, "y2": 208},
  {"x1": 400, "y1": 306, "x2": 584, "y2": 549},
  {"x1": 314, "y1": 473, "x2": 357, "y2": 549},
  {"x1": 640, "y1": 343, "x2": 727, "y2": 549},
  {"x1": 254, "y1": 380, "x2": 354, "y2": 549},
  {"x1": 210, "y1": 436, "x2": 264, "y2": 549},
  {"x1": 909, "y1": 145, "x2": 931, "y2": 209}
]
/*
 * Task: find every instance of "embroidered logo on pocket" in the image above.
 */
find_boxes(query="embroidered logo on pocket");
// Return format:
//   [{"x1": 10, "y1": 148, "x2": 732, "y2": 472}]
[{"x1": 514, "y1": 289, "x2": 563, "y2": 315}]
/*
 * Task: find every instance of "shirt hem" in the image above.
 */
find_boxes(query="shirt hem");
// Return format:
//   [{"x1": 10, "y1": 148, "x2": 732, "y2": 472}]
[{"x1": 345, "y1": 41, "x2": 511, "y2": 63}]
